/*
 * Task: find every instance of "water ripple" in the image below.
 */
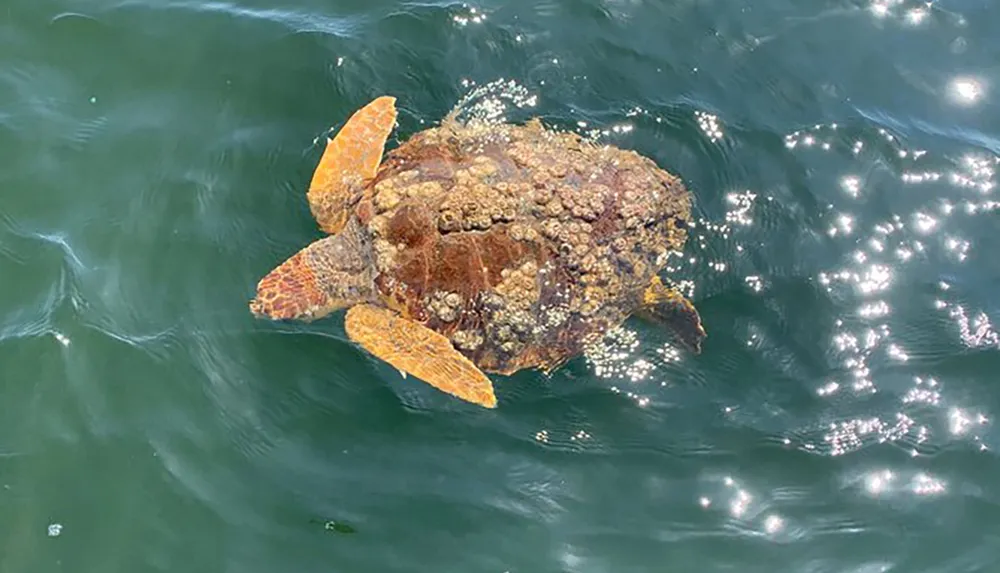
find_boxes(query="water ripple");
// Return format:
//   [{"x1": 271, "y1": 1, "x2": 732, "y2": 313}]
[{"x1": 106, "y1": 0, "x2": 365, "y2": 36}]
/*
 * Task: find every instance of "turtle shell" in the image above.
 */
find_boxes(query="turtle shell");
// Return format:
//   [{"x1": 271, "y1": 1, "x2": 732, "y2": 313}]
[{"x1": 352, "y1": 118, "x2": 692, "y2": 375}]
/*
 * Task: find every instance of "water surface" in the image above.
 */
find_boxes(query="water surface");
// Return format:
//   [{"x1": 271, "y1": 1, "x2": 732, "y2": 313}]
[{"x1": 2, "y1": 0, "x2": 999, "y2": 571}]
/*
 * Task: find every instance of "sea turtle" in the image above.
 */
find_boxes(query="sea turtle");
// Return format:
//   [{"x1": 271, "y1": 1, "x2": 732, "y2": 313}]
[{"x1": 249, "y1": 95, "x2": 706, "y2": 408}]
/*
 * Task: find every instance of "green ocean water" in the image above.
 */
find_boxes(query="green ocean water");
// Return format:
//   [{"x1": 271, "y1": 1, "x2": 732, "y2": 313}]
[{"x1": 2, "y1": 0, "x2": 1000, "y2": 571}]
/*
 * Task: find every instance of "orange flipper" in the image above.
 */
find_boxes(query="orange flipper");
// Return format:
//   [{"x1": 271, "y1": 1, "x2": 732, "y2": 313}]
[
  {"x1": 636, "y1": 275, "x2": 707, "y2": 354},
  {"x1": 307, "y1": 96, "x2": 398, "y2": 234},
  {"x1": 344, "y1": 304, "x2": 498, "y2": 408}
]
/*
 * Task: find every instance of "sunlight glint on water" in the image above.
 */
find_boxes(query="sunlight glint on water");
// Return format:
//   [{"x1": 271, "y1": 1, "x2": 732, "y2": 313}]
[{"x1": 551, "y1": 94, "x2": 998, "y2": 535}]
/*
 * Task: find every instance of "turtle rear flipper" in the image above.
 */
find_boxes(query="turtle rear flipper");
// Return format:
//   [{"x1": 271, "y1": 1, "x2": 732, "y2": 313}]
[
  {"x1": 635, "y1": 276, "x2": 707, "y2": 354},
  {"x1": 344, "y1": 304, "x2": 498, "y2": 408},
  {"x1": 308, "y1": 96, "x2": 398, "y2": 235}
]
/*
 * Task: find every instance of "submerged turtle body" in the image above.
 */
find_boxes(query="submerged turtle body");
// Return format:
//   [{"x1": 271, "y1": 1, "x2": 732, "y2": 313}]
[
  {"x1": 250, "y1": 96, "x2": 705, "y2": 408},
  {"x1": 359, "y1": 118, "x2": 694, "y2": 374}
]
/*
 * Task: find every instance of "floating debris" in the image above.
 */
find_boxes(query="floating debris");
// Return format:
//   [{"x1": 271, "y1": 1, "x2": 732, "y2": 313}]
[{"x1": 309, "y1": 518, "x2": 357, "y2": 535}]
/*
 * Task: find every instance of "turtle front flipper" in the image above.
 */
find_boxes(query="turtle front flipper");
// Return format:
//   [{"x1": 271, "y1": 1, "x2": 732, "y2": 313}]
[
  {"x1": 308, "y1": 95, "x2": 398, "y2": 235},
  {"x1": 344, "y1": 304, "x2": 498, "y2": 409},
  {"x1": 635, "y1": 276, "x2": 707, "y2": 354}
]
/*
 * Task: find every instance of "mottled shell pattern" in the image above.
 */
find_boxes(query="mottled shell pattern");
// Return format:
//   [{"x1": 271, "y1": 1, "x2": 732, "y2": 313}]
[{"x1": 352, "y1": 117, "x2": 693, "y2": 375}]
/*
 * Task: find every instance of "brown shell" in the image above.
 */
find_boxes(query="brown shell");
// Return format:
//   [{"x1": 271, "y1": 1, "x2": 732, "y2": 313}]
[{"x1": 353, "y1": 118, "x2": 692, "y2": 375}]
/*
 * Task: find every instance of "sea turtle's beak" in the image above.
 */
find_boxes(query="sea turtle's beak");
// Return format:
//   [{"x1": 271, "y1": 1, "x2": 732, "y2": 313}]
[
  {"x1": 248, "y1": 248, "x2": 334, "y2": 322},
  {"x1": 249, "y1": 232, "x2": 374, "y2": 322}
]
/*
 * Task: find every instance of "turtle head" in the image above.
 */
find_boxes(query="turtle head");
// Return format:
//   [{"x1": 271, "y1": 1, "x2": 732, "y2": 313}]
[{"x1": 250, "y1": 218, "x2": 374, "y2": 322}]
